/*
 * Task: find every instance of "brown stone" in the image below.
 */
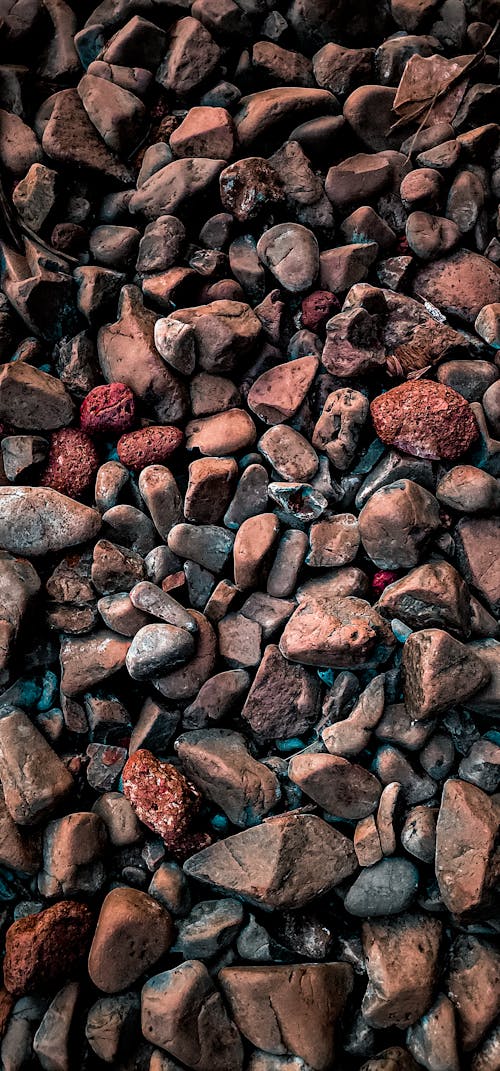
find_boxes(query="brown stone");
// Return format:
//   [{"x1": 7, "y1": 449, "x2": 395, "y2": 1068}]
[
  {"x1": 141, "y1": 960, "x2": 243, "y2": 1071},
  {"x1": 233, "y1": 513, "x2": 280, "y2": 590},
  {"x1": 307, "y1": 514, "x2": 360, "y2": 568},
  {"x1": 358, "y1": 480, "x2": 440, "y2": 570},
  {"x1": 4, "y1": 900, "x2": 94, "y2": 997},
  {"x1": 156, "y1": 17, "x2": 221, "y2": 95},
  {"x1": 42, "y1": 88, "x2": 133, "y2": 184},
  {"x1": 176, "y1": 728, "x2": 280, "y2": 828},
  {"x1": 219, "y1": 963, "x2": 353, "y2": 1071},
  {"x1": 280, "y1": 595, "x2": 395, "y2": 668},
  {"x1": 435, "y1": 779, "x2": 500, "y2": 916},
  {"x1": 183, "y1": 812, "x2": 357, "y2": 909},
  {"x1": 412, "y1": 250, "x2": 500, "y2": 325},
  {"x1": 186, "y1": 409, "x2": 256, "y2": 456},
  {"x1": 407, "y1": 993, "x2": 460, "y2": 1071},
  {"x1": 0, "y1": 362, "x2": 74, "y2": 431},
  {"x1": 234, "y1": 87, "x2": 337, "y2": 149},
  {"x1": 171, "y1": 299, "x2": 261, "y2": 374},
  {"x1": 184, "y1": 458, "x2": 238, "y2": 524},
  {"x1": 455, "y1": 517, "x2": 500, "y2": 615},
  {"x1": 402, "y1": 629, "x2": 490, "y2": 720},
  {"x1": 289, "y1": 753, "x2": 382, "y2": 819},
  {"x1": 247, "y1": 356, "x2": 318, "y2": 424},
  {"x1": 156, "y1": 611, "x2": 217, "y2": 700},
  {"x1": 0, "y1": 786, "x2": 41, "y2": 875},
  {"x1": 377, "y1": 562, "x2": 471, "y2": 636},
  {"x1": 241, "y1": 643, "x2": 321, "y2": 740},
  {"x1": 257, "y1": 223, "x2": 319, "y2": 292},
  {"x1": 60, "y1": 630, "x2": 130, "y2": 696},
  {"x1": 447, "y1": 935, "x2": 500, "y2": 1051},
  {"x1": 171, "y1": 107, "x2": 234, "y2": 160},
  {"x1": 88, "y1": 886, "x2": 173, "y2": 993},
  {"x1": 312, "y1": 388, "x2": 369, "y2": 471},
  {"x1": 0, "y1": 709, "x2": 74, "y2": 827},
  {"x1": 371, "y1": 381, "x2": 478, "y2": 461},
  {"x1": 325, "y1": 152, "x2": 391, "y2": 209},
  {"x1": 220, "y1": 158, "x2": 283, "y2": 222},
  {"x1": 362, "y1": 914, "x2": 442, "y2": 1028}
]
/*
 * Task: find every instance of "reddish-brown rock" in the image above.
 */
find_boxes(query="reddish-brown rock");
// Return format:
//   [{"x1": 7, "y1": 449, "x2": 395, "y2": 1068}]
[
  {"x1": 362, "y1": 913, "x2": 442, "y2": 1028},
  {"x1": 371, "y1": 381, "x2": 478, "y2": 461},
  {"x1": 122, "y1": 748, "x2": 203, "y2": 852},
  {"x1": 435, "y1": 779, "x2": 500, "y2": 916},
  {"x1": 40, "y1": 428, "x2": 99, "y2": 498},
  {"x1": 4, "y1": 900, "x2": 94, "y2": 996},
  {"x1": 117, "y1": 426, "x2": 183, "y2": 471},
  {"x1": 88, "y1": 886, "x2": 173, "y2": 993},
  {"x1": 80, "y1": 383, "x2": 136, "y2": 437}
]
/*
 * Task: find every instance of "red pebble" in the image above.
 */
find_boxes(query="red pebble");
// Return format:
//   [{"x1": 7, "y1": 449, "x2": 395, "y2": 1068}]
[
  {"x1": 372, "y1": 570, "x2": 399, "y2": 597},
  {"x1": 117, "y1": 425, "x2": 183, "y2": 471},
  {"x1": 122, "y1": 748, "x2": 203, "y2": 852},
  {"x1": 80, "y1": 383, "x2": 136, "y2": 437},
  {"x1": 39, "y1": 428, "x2": 99, "y2": 498},
  {"x1": 301, "y1": 291, "x2": 340, "y2": 332}
]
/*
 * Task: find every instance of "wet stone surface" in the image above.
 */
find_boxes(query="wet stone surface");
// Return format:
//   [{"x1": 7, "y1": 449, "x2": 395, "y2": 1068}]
[{"x1": 0, "y1": 2, "x2": 498, "y2": 1069}]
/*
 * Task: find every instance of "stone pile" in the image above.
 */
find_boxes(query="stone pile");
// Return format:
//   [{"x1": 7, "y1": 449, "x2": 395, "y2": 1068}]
[{"x1": 0, "y1": 0, "x2": 498, "y2": 1069}]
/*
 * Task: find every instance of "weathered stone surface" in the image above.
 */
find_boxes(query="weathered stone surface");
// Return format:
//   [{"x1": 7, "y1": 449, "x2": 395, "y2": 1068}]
[
  {"x1": 446, "y1": 935, "x2": 500, "y2": 1051},
  {"x1": 371, "y1": 381, "x2": 478, "y2": 461},
  {"x1": 412, "y1": 251, "x2": 500, "y2": 325},
  {"x1": 184, "y1": 813, "x2": 357, "y2": 909},
  {"x1": 241, "y1": 643, "x2": 321, "y2": 740},
  {"x1": 176, "y1": 729, "x2": 280, "y2": 827},
  {"x1": 435, "y1": 779, "x2": 500, "y2": 916},
  {"x1": 88, "y1": 887, "x2": 173, "y2": 993},
  {"x1": 377, "y1": 562, "x2": 471, "y2": 636},
  {"x1": 280, "y1": 596, "x2": 395, "y2": 669},
  {"x1": 289, "y1": 753, "x2": 382, "y2": 819},
  {"x1": 4, "y1": 901, "x2": 94, "y2": 997},
  {"x1": 402, "y1": 629, "x2": 490, "y2": 720},
  {"x1": 359, "y1": 480, "x2": 440, "y2": 570},
  {"x1": 0, "y1": 710, "x2": 73, "y2": 827},
  {"x1": 60, "y1": 630, "x2": 130, "y2": 696},
  {"x1": 362, "y1": 914, "x2": 442, "y2": 1029},
  {"x1": 219, "y1": 963, "x2": 353, "y2": 1071}
]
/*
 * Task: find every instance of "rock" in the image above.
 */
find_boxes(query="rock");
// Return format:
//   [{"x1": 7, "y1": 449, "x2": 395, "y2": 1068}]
[
  {"x1": 219, "y1": 963, "x2": 353, "y2": 1070},
  {"x1": 307, "y1": 514, "x2": 360, "y2": 567},
  {"x1": 220, "y1": 158, "x2": 283, "y2": 222},
  {"x1": 289, "y1": 753, "x2": 382, "y2": 819},
  {"x1": 280, "y1": 596, "x2": 395, "y2": 669},
  {"x1": 12, "y1": 163, "x2": 58, "y2": 233},
  {"x1": 344, "y1": 86, "x2": 400, "y2": 152},
  {"x1": 407, "y1": 993, "x2": 460, "y2": 1071},
  {"x1": 322, "y1": 674, "x2": 385, "y2": 757},
  {"x1": 314, "y1": 43, "x2": 374, "y2": 97},
  {"x1": 0, "y1": 710, "x2": 74, "y2": 826},
  {"x1": 33, "y1": 981, "x2": 80, "y2": 1071},
  {"x1": 401, "y1": 806, "x2": 437, "y2": 864},
  {"x1": 172, "y1": 107, "x2": 234, "y2": 161},
  {"x1": 258, "y1": 425, "x2": 318, "y2": 483},
  {"x1": 78, "y1": 72, "x2": 145, "y2": 156},
  {"x1": 60, "y1": 630, "x2": 130, "y2": 696},
  {"x1": 0, "y1": 786, "x2": 41, "y2": 876},
  {"x1": 98, "y1": 286, "x2": 187, "y2": 425},
  {"x1": 345, "y1": 857, "x2": 419, "y2": 916},
  {"x1": 155, "y1": 611, "x2": 217, "y2": 701},
  {"x1": 156, "y1": 17, "x2": 221, "y2": 95},
  {"x1": 475, "y1": 303, "x2": 500, "y2": 350},
  {"x1": 42, "y1": 88, "x2": 133, "y2": 184},
  {"x1": 313, "y1": 388, "x2": 369, "y2": 471},
  {"x1": 0, "y1": 362, "x2": 74, "y2": 431},
  {"x1": 233, "y1": 513, "x2": 280, "y2": 590},
  {"x1": 435, "y1": 778, "x2": 499, "y2": 915},
  {"x1": 234, "y1": 87, "x2": 338, "y2": 150},
  {"x1": 320, "y1": 243, "x2": 379, "y2": 293},
  {"x1": 122, "y1": 748, "x2": 202, "y2": 852},
  {"x1": 362, "y1": 914, "x2": 442, "y2": 1028},
  {"x1": 141, "y1": 960, "x2": 243, "y2": 1071},
  {"x1": 130, "y1": 157, "x2": 224, "y2": 220},
  {"x1": 412, "y1": 251, "x2": 500, "y2": 325},
  {"x1": 402, "y1": 629, "x2": 490, "y2": 719},
  {"x1": 40, "y1": 428, "x2": 99, "y2": 498},
  {"x1": 4, "y1": 901, "x2": 94, "y2": 997},
  {"x1": 455, "y1": 517, "x2": 500, "y2": 615},
  {"x1": 241, "y1": 643, "x2": 320, "y2": 740},
  {"x1": 371, "y1": 381, "x2": 478, "y2": 461},
  {"x1": 257, "y1": 224, "x2": 319, "y2": 292},
  {"x1": 0, "y1": 553, "x2": 40, "y2": 677},
  {"x1": 167, "y1": 299, "x2": 261, "y2": 374},
  {"x1": 86, "y1": 992, "x2": 140, "y2": 1064},
  {"x1": 176, "y1": 728, "x2": 280, "y2": 827},
  {"x1": 80, "y1": 382, "x2": 136, "y2": 437},
  {"x1": 154, "y1": 317, "x2": 196, "y2": 376},
  {"x1": 88, "y1": 887, "x2": 173, "y2": 994},
  {"x1": 130, "y1": 582, "x2": 196, "y2": 633},
  {"x1": 174, "y1": 899, "x2": 244, "y2": 959},
  {"x1": 183, "y1": 813, "x2": 357, "y2": 909},
  {"x1": 0, "y1": 108, "x2": 42, "y2": 176},
  {"x1": 377, "y1": 562, "x2": 471, "y2": 635},
  {"x1": 405, "y1": 211, "x2": 459, "y2": 260},
  {"x1": 126, "y1": 624, "x2": 195, "y2": 680},
  {"x1": 38, "y1": 812, "x2": 107, "y2": 898},
  {"x1": 248, "y1": 356, "x2": 318, "y2": 424},
  {"x1": 186, "y1": 409, "x2": 256, "y2": 455},
  {"x1": 446, "y1": 935, "x2": 500, "y2": 1051},
  {"x1": 359, "y1": 480, "x2": 440, "y2": 570}
]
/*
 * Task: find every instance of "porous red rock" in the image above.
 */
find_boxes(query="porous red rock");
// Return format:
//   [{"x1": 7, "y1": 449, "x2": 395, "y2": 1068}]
[
  {"x1": 371, "y1": 381, "x2": 479, "y2": 461},
  {"x1": 4, "y1": 901, "x2": 94, "y2": 996},
  {"x1": 121, "y1": 748, "x2": 204, "y2": 852},
  {"x1": 117, "y1": 426, "x2": 183, "y2": 470},
  {"x1": 80, "y1": 383, "x2": 136, "y2": 437},
  {"x1": 39, "y1": 428, "x2": 100, "y2": 497}
]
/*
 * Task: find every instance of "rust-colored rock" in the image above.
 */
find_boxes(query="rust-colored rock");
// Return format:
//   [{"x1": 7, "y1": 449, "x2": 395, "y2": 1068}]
[
  {"x1": 4, "y1": 900, "x2": 94, "y2": 996},
  {"x1": 362, "y1": 913, "x2": 442, "y2": 1028},
  {"x1": 435, "y1": 779, "x2": 500, "y2": 916},
  {"x1": 122, "y1": 748, "x2": 203, "y2": 852},
  {"x1": 370, "y1": 381, "x2": 478, "y2": 461}
]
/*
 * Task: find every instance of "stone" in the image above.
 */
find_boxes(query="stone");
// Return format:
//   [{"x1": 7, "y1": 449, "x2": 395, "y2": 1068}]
[
  {"x1": 122, "y1": 749, "x2": 202, "y2": 851},
  {"x1": 307, "y1": 514, "x2": 360, "y2": 567},
  {"x1": 314, "y1": 43, "x2": 374, "y2": 97},
  {"x1": 88, "y1": 887, "x2": 173, "y2": 993},
  {"x1": 343, "y1": 86, "x2": 400, "y2": 153},
  {"x1": 455, "y1": 517, "x2": 500, "y2": 615},
  {"x1": 257, "y1": 224, "x2": 319, "y2": 292},
  {"x1": 183, "y1": 813, "x2": 357, "y2": 909},
  {"x1": 247, "y1": 356, "x2": 318, "y2": 424},
  {"x1": 40, "y1": 428, "x2": 99, "y2": 498},
  {"x1": 219, "y1": 963, "x2": 353, "y2": 1070},
  {"x1": 220, "y1": 158, "x2": 283, "y2": 222},
  {"x1": 186, "y1": 409, "x2": 256, "y2": 455},
  {"x1": 156, "y1": 17, "x2": 221, "y2": 95},
  {"x1": 170, "y1": 299, "x2": 261, "y2": 374},
  {"x1": 377, "y1": 562, "x2": 471, "y2": 636},
  {"x1": 0, "y1": 710, "x2": 73, "y2": 827},
  {"x1": 313, "y1": 389, "x2": 369, "y2": 471},
  {"x1": 325, "y1": 152, "x2": 391, "y2": 210},
  {"x1": 401, "y1": 806, "x2": 437, "y2": 864},
  {"x1": 359, "y1": 480, "x2": 440, "y2": 570},
  {"x1": 0, "y1": 787, "x2": 41, "y2": 876},
  {"x1": 405, "y1": 211, "x2": 459, "y2": 260},
  {"x1": 12, "y1": 163, "x2": 58, "y2": 232},
  {"x1": 168, "y1": 522, "x2": 234, "y2": 573},
  {"x1": 0, "y1": 107, "x2": 42, "y2": 176},
  {"x1": 476, "y1": 303, "x2": 500, "y2": 350},
  {"x1": 130, "y1": 157, "x2": 225, "y2": 220},
  {"x1": 126, "y1": 624, "x2": 195, "y2": 680},
  {"x1": 280, "y1": 596, "x2": 395, "y2": 669},
  {"x1": 322, "y1": 674, "x2": 385, "y2": 757},
  {"x1": 138, "y1": 466, "x2": 183, "y2": 540},
  {"x1": 141, "y1": 960, "x2": 243, "y2": 1071},
  {"x1": 33, "y1": 981, "x2": 80, "y2": 1071},
  {"x1": 42, "y1": 88, "x2": 133, "y2": 184},
  {"x1": 156, "y1": 611, "x2": 217, "y2": 701},
  {"x1": 241, "y1": 643, "x2": 320, "y2": 740},
  {"x1": 176, "y1": 728, "x2": 279, "y2": 827},
  {"x1": 412, "y1": 251, "x2": 500, "y2": 326},
  {"x1": 446, "y1": 935, "x2": 500, "y2": 1051},
  {"x1": 78, "y1": 73, "x2": 145, "y2": 155},
  {"x1": 289, "y1": 753, "x2": 382, "y2": 819},
  {"x1": 234, "y1": 87, "x2": 338, "y2": 150},
  {"x1": 174, "y1": 899, "x2": 243, "y2": 959},
  {"x1": 86, "y1": 992, "x2": 140, "y2": 1064},
  {"x1": 345, "y1": 857, "x2": 419, "y2": 916},
  {"x1": 402, "y1": 629, "x2": 490, "y2": 719},
  {"x1": 91, "y1": 539, "x2": 145, "y2": 594},
  {"x1": 38, "y1": 812, "x2": 107, "y2": 898},
  {"x1": 407, "y1": 993, "x2": 460, "y2": 1071},
  {"x1": 362, "y1": 914, "x2": 442, "y2": 1029},
  {"x1": 0, "y1": 553, "x2": 40, "y2": 676},
  {"x1": 0, "y1": 362, "x2": 74, "y2": 431},
  {"x1": 4, "y1": 901, "x2": 94, "y2": 997},
  {"x1": 320, "y1": 243, "x2": 378, "y2": 294},
  {"x1": 233, "y1": 513, "x2": 280, "y2": 590},
  {"x1": 60, "y1": 630, "x2": 130, "y2": 696},
  {"x1": 371, "y1": 381, "x2": 478, "y2": 461},
  {"x1": 80, "y1": 382, "x2": 136, "y2": 437},
  {"x1": 435, "y1": 778, "x2": 499, "y2": 915},
  {"x1": 259, "y1": 425, "x2": 318, "y2": 483},
  {"x1": 154, "y1": 317, "x2": 196, "y2": 376}
]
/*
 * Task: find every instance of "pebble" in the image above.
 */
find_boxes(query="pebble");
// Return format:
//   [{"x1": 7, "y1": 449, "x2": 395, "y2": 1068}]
[
  {"x1": 39, "y1": 428, "x2": 99, "y2": 498},
  {"x1": 117, "y1": 425, "x2": 183, "y2": 470},
  {"x1": 4, "y1": 901, "x2": 94, "y2": 997},
  {"x1": 80, "y1": 382, "x2": 136, "y2": 436},
  {"x1": 371, "y1": 381, "x2": 479, "y2": 460},
  {"x1": 88, "y1": 886, "x2": 173, "y2": 993},
  {"x1": 122, "y1": 749, "x2": 203, "y2": 852}
]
